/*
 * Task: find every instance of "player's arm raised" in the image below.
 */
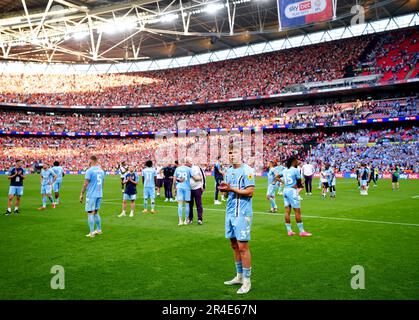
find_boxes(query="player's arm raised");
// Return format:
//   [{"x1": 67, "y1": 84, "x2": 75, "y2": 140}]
[
  {"x1": 7, "y1": 170, "x2": 17, "y2": 180},
  {"x1": 130, "y1": 175, "x2": 138, "y2": 185}
]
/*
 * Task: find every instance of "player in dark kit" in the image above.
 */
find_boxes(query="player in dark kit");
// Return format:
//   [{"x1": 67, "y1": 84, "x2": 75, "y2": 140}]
[
  {"x1": 5, "y1": 159, "x2": 25, "y2": 215},
  {"x1": 392, "y1": 165, "x2": 400, "y2": 191},
  {"x1": 213, "y1": 157, "x2": 225, "y2": 205},
  {"x1": 369, "y1": 166, "x2": 379, "y2": 187},
  {"x1": 355, "y1": 165, "x2": 361, "y2": 189},
  {"x1": 162, "y1": 163, "x2": 175, "y2": 202}
]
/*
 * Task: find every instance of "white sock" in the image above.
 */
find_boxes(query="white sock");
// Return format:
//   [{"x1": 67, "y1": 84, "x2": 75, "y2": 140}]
[
  {"x1": 7, "y1": 208, "x2": 11, "y2": 212},
  {"x1": 14, "y1": 207, "x2": 18, "y2": 211}
]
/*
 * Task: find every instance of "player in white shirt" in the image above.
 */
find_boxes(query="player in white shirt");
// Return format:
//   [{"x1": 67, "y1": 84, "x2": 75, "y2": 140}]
[
  {"x1": 156, "y1": 165, "x2": 164, "y2": 197},
  {"x1": 118, "y1": 161, "x2": 128, "y2": 193}
]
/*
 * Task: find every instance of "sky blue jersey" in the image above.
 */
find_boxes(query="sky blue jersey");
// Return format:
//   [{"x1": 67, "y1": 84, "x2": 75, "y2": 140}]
[
  {"x1": 267, "y1": 167, "x2": 278, "y2": 185},
  {"x1": 142, "y1": 167, "x2": 157, "y2": 188},
  {"x1": 275, "y1": 165, "x2": 285, "y2": 175},
  {"x1": 225, "y1": 164, "x2": 255, "y2": 217},
  {"x1": 360, "y1": 167, "x2": 370, "y2": 181},
  {"x1": 280, "y1": 167, "x2": 301, "y2": 188},
  {"x1": 85, "y1": 165, "x2": 105, "y2": 198},
  {"x1": 41, "y1": 168, "x2": 56, "y2": 186},
  {"x1": 51, "y1": 166, "x2": 64, "y2": 182},
  {"x1": 174, "y1": 165, "x2": 192, "y2": 190},
  {"x1": 326, "y1": 168, "x2": 335, "y2": 184}
]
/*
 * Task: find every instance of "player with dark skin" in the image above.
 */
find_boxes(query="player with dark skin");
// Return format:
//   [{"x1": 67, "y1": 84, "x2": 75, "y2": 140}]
[{"x1": 275, "y1": 158, "x2": 304, "y2": 227}]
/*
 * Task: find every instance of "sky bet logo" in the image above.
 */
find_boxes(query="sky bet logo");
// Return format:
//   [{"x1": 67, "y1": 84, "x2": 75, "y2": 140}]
[
  {"x1": 299, "y1": 1, "x2": 312, "y2": 11},
  {"x1": 285, "y1": 0, "x2": 327, "y2": 19}
]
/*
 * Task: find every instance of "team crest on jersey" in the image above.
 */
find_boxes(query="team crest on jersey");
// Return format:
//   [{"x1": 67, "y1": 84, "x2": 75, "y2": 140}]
[{"x1": 247, "y1": 174, "x2": 253, "y2": 180}]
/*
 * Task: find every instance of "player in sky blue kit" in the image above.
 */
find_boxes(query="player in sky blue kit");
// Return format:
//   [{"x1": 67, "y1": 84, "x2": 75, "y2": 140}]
[
  {"x1": 5, "y1": 159, "x2": 25, "y2": 215},
  {"x1": 220, "y1": 149, "x2": 255, "y2": 295},
  {"x1": 174, "y1": 157, "x2": 201, "y2": 226},
  {"x1": 266, "y1": 161, "x2": 279, "y2": 212},
  {"x1": 51, "y1": 161, "x2": 65, "y2": 205},
  {"x1": 80, "y1": 155, "x2": 105, "y2": 238},
  {"x1": 359, "y1": 163, "x2": 370, "y2": 196},
  {"x1": 142, "y1": 160, "x2": 157, "y2": 214},
  {"x1": 118, "y1": 164, "x2": 139, "y2": 217},
  {"x1": 174, "y1": 157, "x2": 192, "y2": 226},
  {"x1": 38, "y1": 163, "x2": 57, "y2": 211},
  {"x1": 277, "y1": 156, "x2": 312, "y2": 237}
]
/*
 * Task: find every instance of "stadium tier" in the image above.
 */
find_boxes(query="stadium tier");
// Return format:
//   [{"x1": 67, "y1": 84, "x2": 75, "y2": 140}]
[
  {"x1": 0, "y1": 97, "x2": 417, "y2": 135},
  {"x1": 0, "y1": 28, "x2": 417, "y2": 108},
  {"x1": 1, "y1": 127, "x2": 417, "y2": 174}
]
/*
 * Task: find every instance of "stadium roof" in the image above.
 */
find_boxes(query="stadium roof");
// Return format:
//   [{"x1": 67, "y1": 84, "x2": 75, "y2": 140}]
[{"x1": 0, "y1": 0, "x2": 417, "y2": 64}]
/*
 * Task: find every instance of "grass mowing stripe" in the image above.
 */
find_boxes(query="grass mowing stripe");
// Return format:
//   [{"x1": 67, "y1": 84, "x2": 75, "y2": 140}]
[{"x1": 101, "y1": 201, "x2": 419, "y2": 227}]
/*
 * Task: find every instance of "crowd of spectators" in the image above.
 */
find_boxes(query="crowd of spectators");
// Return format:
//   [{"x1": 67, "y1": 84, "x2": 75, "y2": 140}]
[
  {"x1": 0, "y1": 97, "x2": 415, "y2": 133},
  {"x1": 0, "y1": 36, "x2": 370, "y2": 106},
  {"x1": 363, "y1": 28, "x2": 418, "y2": 81},
  {"x1": 309, "y1": 127, "x2": 418, "y2": 173},
  {"x1": 1, "y1": 127, "x2": 417, "y2": 174}
]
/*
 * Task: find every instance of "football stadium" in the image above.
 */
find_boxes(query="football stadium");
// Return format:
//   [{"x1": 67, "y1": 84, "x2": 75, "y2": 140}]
[{"x1": 0, "y1": 0, "x2": 418, "y2": 307}]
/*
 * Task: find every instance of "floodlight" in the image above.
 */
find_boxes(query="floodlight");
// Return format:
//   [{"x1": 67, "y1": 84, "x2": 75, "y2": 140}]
[
  {"x1": 204, "y1": 3, "x2": 225, "y2": 14},
  {"x1": 160, "y1": 14, "x2": 179, "y2": 23}
]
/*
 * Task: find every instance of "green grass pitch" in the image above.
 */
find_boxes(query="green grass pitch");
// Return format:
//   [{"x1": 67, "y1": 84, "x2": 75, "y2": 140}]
[{"x1": 0, "y1": 174, "x2": 418, "y2": 300}]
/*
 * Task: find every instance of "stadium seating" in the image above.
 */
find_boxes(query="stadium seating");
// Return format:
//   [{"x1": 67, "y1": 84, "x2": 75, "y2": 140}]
[
  {"x1": 1, "y1": 127, "x2": 417, "y2": 173},
  {"x1": 0, "y1": 28, "x2": 417, "y2": 108},
  {"x1": 0, "y1": 34, "x2": 375, "y2": 107},
  {"x1": 0, "y1": 97, "x2": 415, "y2": 133},
  {"x1": 363, "y1": 28, "x2": 418, "y2": 82}
]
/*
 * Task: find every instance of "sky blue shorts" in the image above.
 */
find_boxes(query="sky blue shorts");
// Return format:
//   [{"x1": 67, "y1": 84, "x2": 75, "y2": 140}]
[
  {"x1": 85, "y1": 197, "x2": 101, "y2": 212},
  {"x1": 123, "y1": 193, "x2": 137, "y2": 201},
  {"x1": 225, "y1": 214, "x2": 253, "y2": 241},
  {"x1": 176, "y1": 188, "x2": 191, "y2": 202},
  {"x1": 53, "y1": 181, "x2": 62, "y2": 192},
  {"x1": 9, "y1": 186, "x2": 23, "y2": 196},
  {"x1": 283, "y1": 187, "x2": 300, "y2": 208},
  {"x1": 41, "y1": 184, "x2": 52, "y2": 195},
  {"x1": 266, "y1": 184, "x2": 277, "y2": 197},
  {"x1": 360, "y1": 180, "x2": 368, "y2": 187},
  {"x1": 143, "y1": 187, "x2": 155, "y2": 199}
]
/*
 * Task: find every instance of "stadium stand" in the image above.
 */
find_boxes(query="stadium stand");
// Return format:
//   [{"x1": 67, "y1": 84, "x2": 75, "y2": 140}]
[
  {"x1": 0, "y1": 97, "x2": 416, "y2": 133},
  {"x1": 1, "y1": 127, "x2": 417, "y2": 173}
]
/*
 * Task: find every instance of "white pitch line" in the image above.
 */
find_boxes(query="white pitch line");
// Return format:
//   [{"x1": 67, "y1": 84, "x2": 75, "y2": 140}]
[
  {"x1": 412, "y1": 195, "x2": 419, "y2": 199},
  {"x1": 101, "y1": 201, "x2": 419, "y2": 227}
]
